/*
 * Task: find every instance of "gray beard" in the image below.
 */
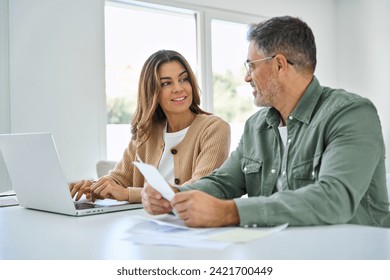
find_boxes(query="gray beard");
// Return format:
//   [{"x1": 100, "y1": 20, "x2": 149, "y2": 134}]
[{"x1": 253, "y1": 78, "x2": 280, "y2": 107}]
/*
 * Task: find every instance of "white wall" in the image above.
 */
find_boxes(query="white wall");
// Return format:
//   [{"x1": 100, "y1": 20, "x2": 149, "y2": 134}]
[
  {"x1": 0, "y1": 0, "x2": 11, "y2": 190},
  {"x1": 0, "y1": 0, "x2": 9, "y2": 133},
  {"x1": 0, "y1": 0, "x2": 106, "y2": 191},
  {"x1": 336, "y1": 0, "x2": 390, "y2": 169},
  {"x1": 0, "y1": 0, "x2": 389, "y2": 192}
]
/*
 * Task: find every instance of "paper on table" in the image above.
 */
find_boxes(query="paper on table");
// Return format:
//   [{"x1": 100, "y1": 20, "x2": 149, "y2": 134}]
[
  {"x1": 207, "y1": 223, "x2": 288, "y2": 243},
  {"x1": 126, "y1": 215, "x2": 231, "y2": 249},
  {"x1": 0, "y1": 190, "x2": 19, "y2": 207},
  {"x1": 0, "y1": 190, "x2": 16, "y2": 197},
  {"x1": 0, "y1": 196, "x2": 19, "y2": 207},
  {"x1": 147, "y1": 215, "x2": 288, "y2": 243},
  {"x1": 133, "y1": 161, "x2": 175, "y2": 201},
  {"x1": 126, "y1": 215, "x2": 288, "y2": 249},
  {"x1": 133, "y1": 213, "x2": 189, "y2": 229}
]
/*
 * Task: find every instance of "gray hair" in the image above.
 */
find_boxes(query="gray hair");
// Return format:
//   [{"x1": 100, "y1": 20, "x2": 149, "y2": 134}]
[{"x1": 248, "y1": 16, "x2": 317, "y2": 73}]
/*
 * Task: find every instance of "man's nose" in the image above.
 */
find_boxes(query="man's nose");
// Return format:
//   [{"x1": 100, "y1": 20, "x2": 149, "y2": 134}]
[{"x1": 244, "y1": 72, "x2": 252, "y2": 83}]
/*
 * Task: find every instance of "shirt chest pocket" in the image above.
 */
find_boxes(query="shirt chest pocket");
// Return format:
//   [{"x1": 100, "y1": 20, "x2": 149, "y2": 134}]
[
  {"x1": 290, "y1": 155, "x2": 321, "y2": 189},
  {"x1": 241, "y1": 158, "x2": 263, "y2": 196}
]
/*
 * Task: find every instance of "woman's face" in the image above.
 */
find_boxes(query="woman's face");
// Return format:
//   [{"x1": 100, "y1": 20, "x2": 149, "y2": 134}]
[{"x1": 158, "y1": 61, "x2": 193, "y2": 117}]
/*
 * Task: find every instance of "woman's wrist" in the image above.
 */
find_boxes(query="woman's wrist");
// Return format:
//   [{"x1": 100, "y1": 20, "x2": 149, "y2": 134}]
[{"x1": 127, "y1": 187, "x2": 142, "y2": 203}]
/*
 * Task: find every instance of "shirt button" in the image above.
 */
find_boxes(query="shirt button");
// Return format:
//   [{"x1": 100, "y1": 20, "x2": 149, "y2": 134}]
[
  {"x1": 282, "y1": 170, "x2": 286, "y2": 176},
  {"x1": 289, "y1": 116, "x2": 293, "y2": 120},
  {"x1": 271, "y1": 169, "x2": 276, "y2": 174},
  {"x1": 174, "y1": 178, "x2": 180, "y2": 184},
  {"x1": 287, "y1": 139, "x2": 291, "y2": 144},
  {"x1": 171, "y1": 149, "x2": 177, "y2": 154},
  {"x1": 312, "y1": 171, "x2": 315, "y2": 177},
  {"x1": 243, "y1": 167, "x2": 247, "y2": 172}
]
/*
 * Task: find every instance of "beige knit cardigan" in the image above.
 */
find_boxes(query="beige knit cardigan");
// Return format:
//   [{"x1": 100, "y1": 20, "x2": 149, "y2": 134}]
[{"x1": 106, "y1": 113, "x2": 231, "y2": 203}]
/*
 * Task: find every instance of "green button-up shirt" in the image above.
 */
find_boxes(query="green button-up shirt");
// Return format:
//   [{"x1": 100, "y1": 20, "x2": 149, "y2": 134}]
[{"x1": 180, "y1": 76, "x2": 390, "y2": 227}]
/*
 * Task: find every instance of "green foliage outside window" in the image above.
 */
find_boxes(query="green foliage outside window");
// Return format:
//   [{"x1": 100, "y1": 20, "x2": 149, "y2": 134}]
[
  {"x1": 213, "y1": 69, "x2": 256, "y2": 122},
  {"x1": 106, "y1": 97, "x2": 135, "y2": 124}
]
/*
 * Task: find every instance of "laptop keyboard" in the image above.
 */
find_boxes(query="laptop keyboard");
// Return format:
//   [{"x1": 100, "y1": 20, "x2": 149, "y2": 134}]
[{"x1": 74, "y1": 202, "x2": 102, "y2": 210}]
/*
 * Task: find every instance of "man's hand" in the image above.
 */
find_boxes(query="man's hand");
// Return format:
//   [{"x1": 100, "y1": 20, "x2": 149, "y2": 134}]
[
  {"x1": 142, "y1": 183, "x2": 240, "y2": 228},
  {"x1": 141, "y1": 182, "x2": 173, "y2": 214},
  {"x1": 171, "y1": 190, "x2": 240, "y2": 228}
]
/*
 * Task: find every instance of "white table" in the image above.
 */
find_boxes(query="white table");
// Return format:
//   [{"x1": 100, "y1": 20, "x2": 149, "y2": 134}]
[{"x1": 1, "y1": 206, "x2": 389, "y2": 260}]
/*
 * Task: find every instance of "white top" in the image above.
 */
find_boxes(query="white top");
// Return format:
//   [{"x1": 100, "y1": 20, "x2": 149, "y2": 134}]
[
  {"x1": 278, "y1": 125, "x2": 288, "y2": 148},
  {"x1": 158, "y1": 125, "x2": 189, "y2": 185}
]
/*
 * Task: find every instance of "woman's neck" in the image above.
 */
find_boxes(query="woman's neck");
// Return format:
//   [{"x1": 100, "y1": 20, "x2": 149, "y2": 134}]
[{"x1": 166, "y1": 111, "x2": 196, "y2": 133}]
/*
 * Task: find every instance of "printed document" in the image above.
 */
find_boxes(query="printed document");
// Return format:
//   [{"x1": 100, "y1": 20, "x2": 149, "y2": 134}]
[{"x1": 126, "y1": 214, "x2": 288, "y2": 249}]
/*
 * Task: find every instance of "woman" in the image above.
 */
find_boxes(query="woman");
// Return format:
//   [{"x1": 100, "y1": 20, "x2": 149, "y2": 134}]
[{"x1": 70, "y1": 50, "x2": 230, "y2": 203}]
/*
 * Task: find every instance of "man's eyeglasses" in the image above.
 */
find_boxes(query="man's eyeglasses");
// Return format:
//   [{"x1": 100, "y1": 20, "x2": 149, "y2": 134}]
[{"x1": 244, "y1": 55, "x2": 294, "y2": 75}]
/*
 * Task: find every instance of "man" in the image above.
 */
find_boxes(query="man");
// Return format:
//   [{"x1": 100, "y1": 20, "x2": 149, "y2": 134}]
[{"x1": 142, "y1": 16, "x2": 390, "y2": 228}]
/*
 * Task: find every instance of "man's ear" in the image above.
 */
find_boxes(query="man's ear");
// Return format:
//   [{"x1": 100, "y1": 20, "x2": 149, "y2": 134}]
[{"x1": 275, "y1": 54, "x2": 288, "y2": 71}]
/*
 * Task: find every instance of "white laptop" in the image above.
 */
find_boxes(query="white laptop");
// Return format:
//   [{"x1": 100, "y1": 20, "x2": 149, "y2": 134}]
[{"x1": 0, "y1": 133, "x2": 143, "y2": 216}]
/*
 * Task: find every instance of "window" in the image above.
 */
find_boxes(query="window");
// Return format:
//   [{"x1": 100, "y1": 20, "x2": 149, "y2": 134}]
[
  {"x1": 104, "y1": 1, "x2": 260, "y2": 159},
  {"x1": 211, "y1": 19, "x2": 259, "y2": 149}
]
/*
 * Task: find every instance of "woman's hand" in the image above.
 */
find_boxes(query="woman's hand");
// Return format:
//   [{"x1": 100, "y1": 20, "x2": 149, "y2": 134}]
[
  {"x1": 69, "y1": 180, "x2": 95, "y2": 201},
  {"x1": 69, "y1": 177, "x2": 128, "y2": 202},
  {"x1": 89, "y1": 177, "x2": 128, "y2": 201}
]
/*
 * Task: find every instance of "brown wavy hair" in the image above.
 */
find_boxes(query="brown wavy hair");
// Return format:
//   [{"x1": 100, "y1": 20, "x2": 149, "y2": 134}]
[{"x1": 130, "y1": 50, "x2": 209, "y2": 144}]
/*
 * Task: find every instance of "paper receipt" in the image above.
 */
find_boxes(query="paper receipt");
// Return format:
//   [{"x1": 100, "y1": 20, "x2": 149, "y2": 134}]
[{"x1": 133, "y1": 161, "x2": 175, "y2": 201}]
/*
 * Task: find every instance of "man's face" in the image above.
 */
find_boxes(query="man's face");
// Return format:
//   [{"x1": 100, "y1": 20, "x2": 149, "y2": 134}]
[{"x1": 245, "y1": 41, "x2": 281, "y2": 107}]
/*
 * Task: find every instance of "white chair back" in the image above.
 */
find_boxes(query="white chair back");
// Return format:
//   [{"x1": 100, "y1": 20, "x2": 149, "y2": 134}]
[{"x1": 96, "y1": 160, "x2": 117, "y2": 178}]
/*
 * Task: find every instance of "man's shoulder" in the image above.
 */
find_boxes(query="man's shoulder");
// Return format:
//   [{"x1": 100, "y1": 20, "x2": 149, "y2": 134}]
[
  {"x1": 321, "y1": 87, "x2": 374, "y2": 109},
  {"x1": 311, "y1": 86, "x2": 379, "y2": 127}
]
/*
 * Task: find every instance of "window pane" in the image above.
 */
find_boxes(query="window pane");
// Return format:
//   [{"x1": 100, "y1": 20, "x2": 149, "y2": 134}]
[
  {"x1": 211, "y1": 20, "x2": 258, "y2": 150},
  {"x1": 105, "y1": 4, "x2": 197, "y2": 160}
]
